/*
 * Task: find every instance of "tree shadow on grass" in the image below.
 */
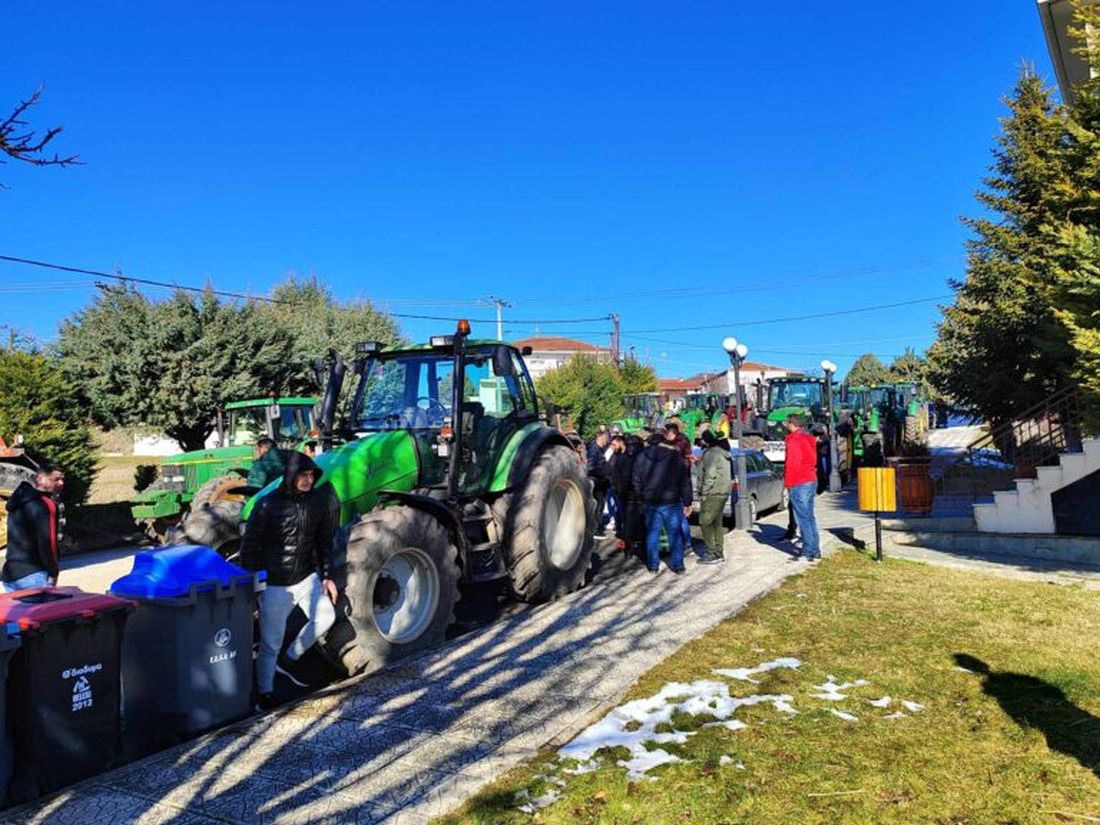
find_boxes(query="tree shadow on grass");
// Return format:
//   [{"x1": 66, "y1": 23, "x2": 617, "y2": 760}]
[{"x1": 955, "y1": 653, "x2": 1100, "y2": 776}]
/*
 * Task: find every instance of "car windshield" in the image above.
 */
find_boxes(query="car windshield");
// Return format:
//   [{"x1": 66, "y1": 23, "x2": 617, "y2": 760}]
[{"x1": 769, "y1": 381, "x2": 823, "y2": 409}]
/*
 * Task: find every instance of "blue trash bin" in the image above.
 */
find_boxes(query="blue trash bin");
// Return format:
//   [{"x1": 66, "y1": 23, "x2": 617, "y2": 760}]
[{"x1": 109, "y1": 545, "x2": 265, "y2": 757}]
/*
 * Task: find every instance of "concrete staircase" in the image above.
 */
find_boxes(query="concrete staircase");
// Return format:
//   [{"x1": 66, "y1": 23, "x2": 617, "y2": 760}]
[{"x1": 974, "y1": 438, "x2": 1100, "y2": 534}]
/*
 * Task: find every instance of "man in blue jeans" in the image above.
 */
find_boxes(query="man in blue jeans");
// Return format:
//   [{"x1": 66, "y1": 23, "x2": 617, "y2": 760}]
[
  {"x1": 784, "y1": 415, "x2": 820, "y2": 561},
  {"x1": 632, "y1": 428, "x2": 693, "y2": 574}
]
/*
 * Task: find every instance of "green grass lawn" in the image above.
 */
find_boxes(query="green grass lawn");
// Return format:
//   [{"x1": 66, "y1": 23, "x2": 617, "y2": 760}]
[{"x1": 438, "y1": 551, "x2": 1100, "y2": 824}]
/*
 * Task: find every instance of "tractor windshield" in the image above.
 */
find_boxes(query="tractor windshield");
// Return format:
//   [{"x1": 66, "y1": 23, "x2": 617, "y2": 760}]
[
  {"x1": 353, "y1": 347, "x2": 537, "y2": 433},
  {"x1": 227, "y1": 405, "x2": 314, "y2": 447},
  {"x1": 354, "y1": 355, "x2": 456, "y2": 431},
  {"x1": 769, "y1": 381, "x2": 824, "y2": 409}
]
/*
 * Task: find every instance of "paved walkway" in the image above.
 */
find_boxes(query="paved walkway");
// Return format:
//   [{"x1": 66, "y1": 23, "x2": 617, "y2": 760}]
[{"x1": 4, "y1": 497, "x2": 871, "y2": 825}]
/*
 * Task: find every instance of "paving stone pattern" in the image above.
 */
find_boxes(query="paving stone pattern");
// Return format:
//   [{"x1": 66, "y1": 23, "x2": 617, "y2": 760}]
[{"x1": 5, "y1": 499, "x2": 871, "y2": 825}]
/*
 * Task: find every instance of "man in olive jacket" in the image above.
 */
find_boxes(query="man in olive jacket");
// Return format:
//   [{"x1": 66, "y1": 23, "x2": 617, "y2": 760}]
[
  {"x1": 697, "y1": 431, "x2": 731, "y2": 561},
  {"x1": 241, "y1": 451, "x2": 338, "y2": 705}
]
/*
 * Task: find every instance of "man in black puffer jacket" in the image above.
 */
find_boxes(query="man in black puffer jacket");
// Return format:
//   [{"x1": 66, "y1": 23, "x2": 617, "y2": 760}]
[
  {"x1": 241, "y1": 451, "x2": 339, "y2": 706},
  {"x1": 631, "y1": 427, "x2": 693, "y2": 575},
  {"x1": 3, "y1": 463, "x2": 65, "y2": 591}
]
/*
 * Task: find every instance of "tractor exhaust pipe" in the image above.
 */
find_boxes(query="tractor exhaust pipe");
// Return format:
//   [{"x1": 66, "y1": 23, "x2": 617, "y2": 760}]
[{"x1": 318, "y1": 351, "x2": 346, "y2": 452}]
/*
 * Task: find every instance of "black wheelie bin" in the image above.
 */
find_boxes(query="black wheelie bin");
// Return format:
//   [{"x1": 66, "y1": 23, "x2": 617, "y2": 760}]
[
  {"x1": 0, "y1": 587, "x2": 133, "y2": 802},
  {"x1": 109, "y1": 544, "x2": 265, "y2": 756}
]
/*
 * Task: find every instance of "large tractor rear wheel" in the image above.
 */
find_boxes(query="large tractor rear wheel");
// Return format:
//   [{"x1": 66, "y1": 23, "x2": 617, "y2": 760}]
[
  {"x1": 335, "y1": 507, "x2": 460, "y2": 676},
  {"x1": 495, "y1": 444, "x2": 595, "y2": 603},
  {"x1": 180, "y1": 474, "x2": 248, "y2": 559}
]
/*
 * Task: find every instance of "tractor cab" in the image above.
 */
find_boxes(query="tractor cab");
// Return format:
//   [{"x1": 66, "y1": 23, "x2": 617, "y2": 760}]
[
  {"x1": 220, "y1": 398, "x2": 317, "y2": 451},
  {"x1": 767, "y1": 378, "x2": 826, "y2": 413},
  {"x1": 350, "y1": 338, "x2": 539, "y2": 493}
]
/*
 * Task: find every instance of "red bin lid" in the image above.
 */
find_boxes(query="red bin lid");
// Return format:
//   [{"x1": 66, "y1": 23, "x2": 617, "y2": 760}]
[{"x1": 0, "y1": 586, "x2": 134, "y2": 632}]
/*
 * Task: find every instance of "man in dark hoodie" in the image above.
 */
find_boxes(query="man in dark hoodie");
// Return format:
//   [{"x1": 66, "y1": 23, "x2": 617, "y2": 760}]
[
  {"x1": 241, "y1": 451, "x2": 339, "y2": 705},
  {"x1": 631, "y1": 427, "x2": 693, "y2": 574},
  {"x1": 3, "y1": 463, "x2": 65, "y2": 591}
]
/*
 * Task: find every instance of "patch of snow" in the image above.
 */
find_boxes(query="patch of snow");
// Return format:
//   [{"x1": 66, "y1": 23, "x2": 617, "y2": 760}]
[
  {"x1": 955, "y1": 665, "x2": 974, "y2": 674},
  {"x1": 533, "y1": 773, "x2": 566, "y2": 787},
  {"x1": 796, "y1": 593, "x2": 808, "y2": 598},
  {"x1": 703, "y1": 719, "x2": 748, "y2": 732},
  {"x1": 562, "y1": 759, "x2": 602, "y2": 775},
  {"x1": 883, "y1": 712, "x2": 908, "y2": 720},
  {"x1": 517, "y1": 790, "x2": 561, "y2": 814},
  {"x1": 829, "y1": 709, "x2": 859, "y2": 722},
  {"x1": 617, "y1": 748, "x2": 682, "y2": 781},
  {"x1": 735, "y1": 762, "x2": 746, "y2": 770},
  {"x1": 811, "y1": 676, "x2": 870, "y2": 701},
  {"x1": 752, "y1": 647, "x2": 766, "y2": 653},
  {"x1": 719, "y1": 755, "x2": 733, "y2": 765},
  {"x1": 869, "y1": 696, "x2": 891, "y2": 708},
  {"x1": 901, "y1": 700, "x2": 925, "y2": 713},
  {"x1": 713, "y1": 657, "x2": 802, "y2": 684},
  {"x1": 558, "y1": 672, "x2": 797, "y2": 779}
]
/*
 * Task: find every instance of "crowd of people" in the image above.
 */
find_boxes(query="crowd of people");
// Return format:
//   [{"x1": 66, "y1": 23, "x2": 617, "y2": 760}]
[{"x1": 580, "y1": 413, "x2": 821, "y2": 574}]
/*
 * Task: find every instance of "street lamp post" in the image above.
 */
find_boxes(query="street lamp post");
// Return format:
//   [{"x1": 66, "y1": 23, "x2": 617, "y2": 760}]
[
  {"x1": 821, "y1": 359, "x2": 842, "y2": 493},
  {"x1": 723, "y1": 337, "x2": 753, "y2": 530}
]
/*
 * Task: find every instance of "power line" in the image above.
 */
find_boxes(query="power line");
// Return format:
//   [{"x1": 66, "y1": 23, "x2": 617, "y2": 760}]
[
  {"x1": 628, "y1": 295, "x2": 951, "y2": 333},
  {"x1": 509, "y1": 256, "x2": 960, "y2": 307},
  {"x1": 0, "y1": 253, "x2": 612, "y2": 324},
  {"x1": 0, "y1": 254, "x2": 292, "y2": 304}
]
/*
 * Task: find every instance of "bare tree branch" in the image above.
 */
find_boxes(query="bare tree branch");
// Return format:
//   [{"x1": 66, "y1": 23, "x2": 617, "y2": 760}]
[{"x1": 0, "y1": 86, "x2": 81, "y2": 170}]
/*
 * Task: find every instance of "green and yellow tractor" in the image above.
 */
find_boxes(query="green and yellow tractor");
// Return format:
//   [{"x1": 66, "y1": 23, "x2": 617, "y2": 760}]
[
  {"x1": 677, "y1": 392, "x2": 728, "y2": 442},
  {"x1": 614, "y1": 392, "x2": 664, "y2": 435},
  {"x1": 130, "y1": 397, "x2": 317, "y2": 544},
  {"x1": 241, "y1": 323, "x2": 597, "y2": 676}
]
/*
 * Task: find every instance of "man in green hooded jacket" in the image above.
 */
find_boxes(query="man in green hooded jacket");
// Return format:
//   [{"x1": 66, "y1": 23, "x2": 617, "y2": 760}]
[{"x1": 697, "y1": 430, "x2": 731, "y2": 561}]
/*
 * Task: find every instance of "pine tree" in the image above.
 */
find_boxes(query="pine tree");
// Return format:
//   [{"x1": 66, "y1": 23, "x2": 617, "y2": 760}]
[
  {"x1": 845, "y1": 353, "x2": 892, "y2": 386},
  {"x1": 927, "y1": 70, "x2": 1076, "y2": 427}
]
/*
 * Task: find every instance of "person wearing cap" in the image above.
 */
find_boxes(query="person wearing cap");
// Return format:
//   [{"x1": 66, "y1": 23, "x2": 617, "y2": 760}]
[
  {"x1": 697, "y1": 430, "x2": 730, "y2": 563},
  {"x1": 240, "y1": 451, "x2": 339, "y2": 707}
]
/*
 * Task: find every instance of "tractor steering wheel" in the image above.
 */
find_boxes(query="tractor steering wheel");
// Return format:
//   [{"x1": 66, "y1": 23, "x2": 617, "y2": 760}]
[{"x1": 415, "y1": 396, "x2": 449, "y2": 425}]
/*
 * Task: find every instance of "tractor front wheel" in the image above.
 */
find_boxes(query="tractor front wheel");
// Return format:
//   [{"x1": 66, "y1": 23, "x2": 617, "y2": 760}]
[
  {"x1": 335, "y1": 507, "x2": 460, "y2": 676},
  {"x1": 496, "y1": 444, "x2": 595, "y2": 603}
]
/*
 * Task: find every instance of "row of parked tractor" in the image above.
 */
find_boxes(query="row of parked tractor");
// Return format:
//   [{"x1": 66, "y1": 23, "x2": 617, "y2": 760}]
[
  {"x1": 613, "y1": 375, "x2": 932, "y2": 483},
  {"x1": 1, "y1": 341, "x2": 930, "y2": 680}
]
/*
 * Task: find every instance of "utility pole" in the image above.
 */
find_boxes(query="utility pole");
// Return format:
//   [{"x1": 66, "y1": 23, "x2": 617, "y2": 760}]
[
  {"x1": 485, "y1": 295, "x2": 511, "y2": 341},
  {"x1": 610, "y1": 313, "x2": 621, "y2": 364}
]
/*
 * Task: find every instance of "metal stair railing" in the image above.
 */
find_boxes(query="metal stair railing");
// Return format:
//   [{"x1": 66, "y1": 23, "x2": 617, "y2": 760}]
[{"x1": 933, "y1": 385, "x2": 1086, "y2": 511}]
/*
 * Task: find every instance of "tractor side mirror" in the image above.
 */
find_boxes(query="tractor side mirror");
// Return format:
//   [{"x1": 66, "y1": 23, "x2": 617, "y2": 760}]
[{"x1": 492, "y1": 346, "x2": 515, "y2": 377}]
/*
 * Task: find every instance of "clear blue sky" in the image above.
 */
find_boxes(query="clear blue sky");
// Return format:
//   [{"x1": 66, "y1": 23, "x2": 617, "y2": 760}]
[{"x1": 0, "y1": 2, "x2": 1054, "y2": 378}]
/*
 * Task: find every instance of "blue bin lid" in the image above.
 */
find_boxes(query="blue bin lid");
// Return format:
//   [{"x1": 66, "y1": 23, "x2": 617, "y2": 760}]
[{"x1": 109, "y1": 544, "x2": 265, "y2": 599}]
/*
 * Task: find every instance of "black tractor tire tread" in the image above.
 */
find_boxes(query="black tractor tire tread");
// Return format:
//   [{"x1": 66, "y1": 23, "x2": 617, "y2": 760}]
[
  {"x1": 181, "y1": 499, "x2": 243, "y2": 552},
  {"x1": 191, "y1": 472, "x2": 246, "y2": 512},
  {"x1": 338, "y1": 507, "x2": 460, "y2": 676},
  {"x1": 495, "y1": 444, "x2": 595, "y2": 604}
]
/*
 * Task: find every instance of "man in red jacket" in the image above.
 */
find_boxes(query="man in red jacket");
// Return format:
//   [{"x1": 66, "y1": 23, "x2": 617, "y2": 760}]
[{"x1": 783, "y1": 415, "x2": 820, "y2": 561}]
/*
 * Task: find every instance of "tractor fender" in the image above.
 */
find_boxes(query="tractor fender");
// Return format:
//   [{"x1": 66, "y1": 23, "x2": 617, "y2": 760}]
[
  {"x1": 505, "y1": 426, "x2": 574, "y2": 490},
  {"x1": 377, "y1": 491, "x2": 468, "y2": 559}
]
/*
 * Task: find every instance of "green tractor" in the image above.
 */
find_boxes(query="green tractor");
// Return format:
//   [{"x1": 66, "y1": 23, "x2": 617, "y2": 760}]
[
  {"x1": 760, "y1": 376, "x2": 852, "y2": 482},
  {"x1": 130, "y1": 397, "x2": 317, "y2": 544},
  {"x1": 677, "y1": 392, "x2": 727, "y2": 442},
  {"x1": 242, "y1": 323, "x2": 597, "y2": 676},
  {"x1": 837, "y1": 384, "x2": 885, "y2": 466},
  {"x1": 867, "y1": 382, "x2": 929, "y2": 457},
  {"x1": 614, "y1": 392, "x2": 664, "y2": 434}
]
